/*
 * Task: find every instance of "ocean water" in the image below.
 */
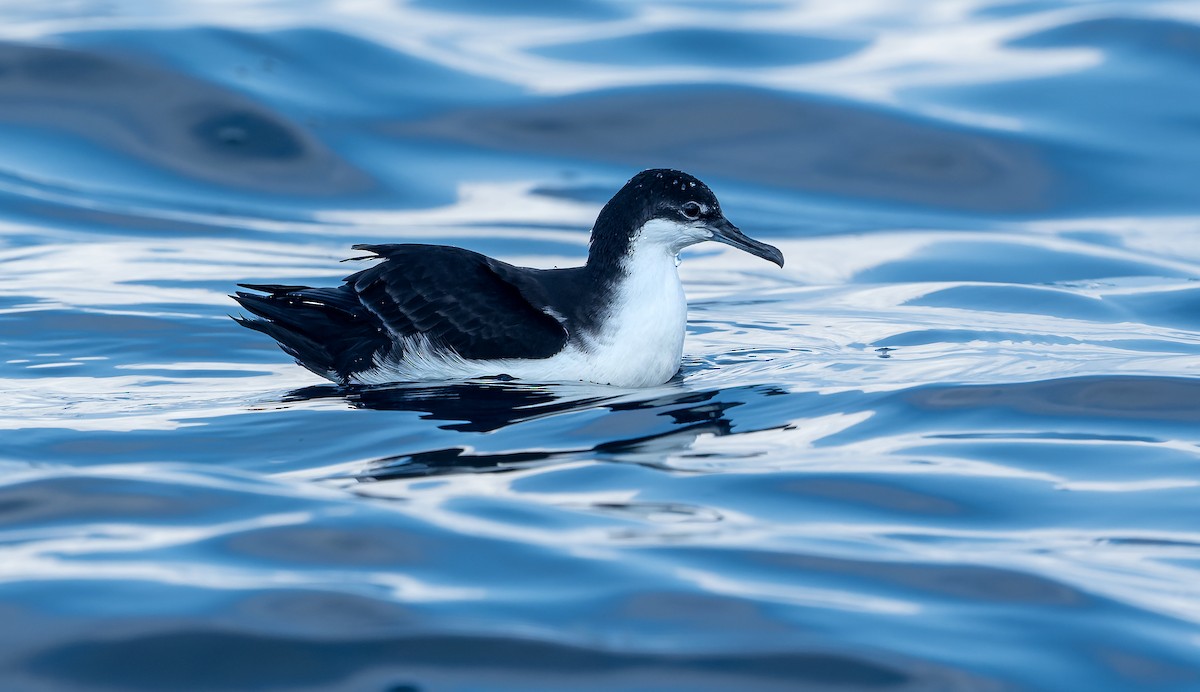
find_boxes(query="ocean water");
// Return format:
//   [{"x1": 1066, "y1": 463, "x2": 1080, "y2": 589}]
[{"x1": 1, "y1": 1, "x2": 1200, "y2": 690}]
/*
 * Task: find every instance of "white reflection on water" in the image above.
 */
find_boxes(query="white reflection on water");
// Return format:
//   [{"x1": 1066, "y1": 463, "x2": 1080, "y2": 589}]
[
  {"x1": 0, "y1": 464, "x2": 487, "y2": 597},
  {"x1": 317, "y1": 180, "x2": 596, "y2": 231},
  {"x1": 675, "y1": 565, "x2": 921, "y2": 615},
  {"x1": 0, "y1": 369, "x2": 307, "y2": 431},
  {"x1": 0, "y1": 0, "x2": 1177, "y2": 107}
]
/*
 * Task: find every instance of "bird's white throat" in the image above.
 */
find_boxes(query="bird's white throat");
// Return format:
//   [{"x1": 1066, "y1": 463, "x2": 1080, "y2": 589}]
[{"x1": 575, "y1": 219, "x2": 692, "y2": 385}]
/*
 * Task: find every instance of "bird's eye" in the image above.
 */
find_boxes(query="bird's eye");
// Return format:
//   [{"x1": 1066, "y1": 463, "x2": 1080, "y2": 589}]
[{"x1": 681, "y1": 201, "x2": 702, "y2": 220}]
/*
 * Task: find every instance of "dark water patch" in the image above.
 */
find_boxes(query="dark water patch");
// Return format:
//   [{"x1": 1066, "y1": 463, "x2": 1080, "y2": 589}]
[
  {"x1": 904, "y1": 376, "x2": 1200, "y2": 424},
  {"x1": 62, "y1": 27, "x2": 524, "y2": 117},
  {"x1": 221, "y1": 523, "x2": 434, "y2": 568},
  {"x1": 1012, "y1": 16, "x2": 1200, "y2": 64},
  {"x1": 907, "y1": 284, "x2": 1125, "y2": 321},
  {"x1": 1088, "y1": 644, "x2": 1200, "y2": 689},
  {"x1": 390, "y1": 86, "x2": 1056, "y2": 213},
  {"x1": 594, "y1": 589, "x2": 794, "y2": 641},
  {"x1": 532, "y1": 29, "x2": 866, "y2": 68},
  {"x1": 912, "y1": 16, "x2": 1200, "y2": 214},
  {"x1": 750, "y1": 550, "x2": 1089, "y2": 606},
  {"x1": 1058, "y1": 230, "x2": 1127, "y2": 248},
  {"x1": 1100, "y1": 536, "x2": 1200, "y2": 549},
  {"x1": 856, "y1": 241, "x2": 1184, "y2": 284},
  {"x1": 0, "y1": 166, "x2": 331, "y2": 231},
  {"x1": 930, "y1": 431, "x2": 1160, "y2": 443},
  {"x1": 0, "y1": 41, "x2": 373, "y2": 196},
  {"x1": 0, "y1": 475, "x2": 228, "y2": 528},
  {"x1": 785, "y1": 478, "x2": 965, "y2": 517},
  {"x1": 0, "y1": 196, "x2": 258, "y2": 239},
  {"x1": 191, "y1": 110, "x2": 304, "y2": 160},
  {"x1": 529, "y1": 183, "x2": 615, "y2": 205},
  {"x1": 1108, "y1": 286, "x2": 1200, "y2": 330},
  {"x1": 1100, "y1": 338, "x2": 1200, "y2": 355},
  {"x1": 806, "y1": 376, "x2": 1200, "y2": 467},
  {"x1": 215, "y1": 590, "x2": 427, "y2": 636},
  {"x1": 23, "y1": 628, "x2": 985, "y2": 692},
  {"x1": 684, "y1": 470, "x2": 999, "y2": 526},
  {"x1": 19, "y1": 47, "x2": 123, "y2": 83},
  {"x1": 905, "y1": 438, "x2": 1200, "y2": 482},
  {"x1": 879, "y1": 329, "x2": 1084, "y2": 347},
  {"x1": 5, "y1": 409, "x2": 397, "y2": 472}
]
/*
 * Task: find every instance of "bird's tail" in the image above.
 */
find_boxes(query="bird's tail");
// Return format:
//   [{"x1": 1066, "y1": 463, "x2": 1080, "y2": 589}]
[{"x1": 232, "y1": 283, "x2": 384, "y2": 384}]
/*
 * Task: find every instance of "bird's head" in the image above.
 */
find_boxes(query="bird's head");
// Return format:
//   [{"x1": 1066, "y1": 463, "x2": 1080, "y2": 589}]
[{"x1": 588, "y1": 169, "x2": 784, "y2": 270}]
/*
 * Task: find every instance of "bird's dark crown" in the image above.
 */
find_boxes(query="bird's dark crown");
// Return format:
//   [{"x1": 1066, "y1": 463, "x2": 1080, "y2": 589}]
[{"x1": 587, "y1": 168, "x2": 722, "y2": 270}]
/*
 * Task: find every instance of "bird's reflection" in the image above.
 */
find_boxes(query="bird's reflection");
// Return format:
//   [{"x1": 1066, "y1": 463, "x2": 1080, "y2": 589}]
[
  {"x1": 282, "y1": 381, "x2": 790, "y2": 480},
  {"x1": 284, "y1": 380, "x2": 615, "y2": 433}
]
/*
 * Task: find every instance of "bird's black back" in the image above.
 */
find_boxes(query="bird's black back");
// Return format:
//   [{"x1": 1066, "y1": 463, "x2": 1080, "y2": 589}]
[{"x1": 234, "y1": 244, "x2": 584, "y2": 384}]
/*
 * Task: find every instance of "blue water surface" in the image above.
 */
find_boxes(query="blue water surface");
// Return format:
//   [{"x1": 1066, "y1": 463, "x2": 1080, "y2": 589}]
[{"x1": 1, "y1": 1, "x2": 1200, "y2": 690}]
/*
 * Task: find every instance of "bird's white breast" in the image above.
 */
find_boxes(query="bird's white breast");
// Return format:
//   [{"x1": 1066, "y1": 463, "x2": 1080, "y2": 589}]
[{"x1": 571, "y1": 243, "x2": 687, "y2": 386}]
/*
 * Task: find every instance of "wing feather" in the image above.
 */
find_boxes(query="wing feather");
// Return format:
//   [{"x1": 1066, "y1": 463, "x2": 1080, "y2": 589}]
[{"x1": 346, "y1": 244, "x2": 567, "y2": 360}]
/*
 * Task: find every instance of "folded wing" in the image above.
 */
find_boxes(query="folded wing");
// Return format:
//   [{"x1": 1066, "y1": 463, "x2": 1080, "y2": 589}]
[{"x1": 233, "y1": 244, "x2": 568, "y2": 384}]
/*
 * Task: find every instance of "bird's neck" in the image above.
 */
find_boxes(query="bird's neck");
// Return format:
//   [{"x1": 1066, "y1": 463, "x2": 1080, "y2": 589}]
[
  {"x1": 584, "y1": 196, "x2": 645, "y2": 272},
  {"x1": 593, "y1": 241, "x2": 684, "y2": 331},
  {"x1": 574, "y1": 241, "x2": 687, "y2": 386},
  {"x1": 584, "y1": 231, "x2": 679, "y2": 290}
]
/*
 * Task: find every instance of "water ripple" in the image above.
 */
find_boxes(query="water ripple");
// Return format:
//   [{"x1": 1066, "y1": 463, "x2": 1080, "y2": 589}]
[{"x1": 1, "y1": 2, "x2": 1200, "y2": 690}]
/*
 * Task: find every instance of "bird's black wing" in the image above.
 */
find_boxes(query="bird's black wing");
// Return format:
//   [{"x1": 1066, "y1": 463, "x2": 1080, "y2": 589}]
[{"x1": 343, "y1": 244, "x2": 568, "y2": 361}]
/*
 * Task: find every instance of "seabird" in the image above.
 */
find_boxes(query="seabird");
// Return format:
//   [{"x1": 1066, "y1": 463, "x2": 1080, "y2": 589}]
[{"x1": 233, "y1": 168, "x2": 784, "y2": 388}]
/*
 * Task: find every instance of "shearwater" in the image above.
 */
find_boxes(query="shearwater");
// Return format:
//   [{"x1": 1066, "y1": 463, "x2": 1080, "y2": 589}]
[{"x1": 234, "y1": 169, "x2": 784, "y2": 387}]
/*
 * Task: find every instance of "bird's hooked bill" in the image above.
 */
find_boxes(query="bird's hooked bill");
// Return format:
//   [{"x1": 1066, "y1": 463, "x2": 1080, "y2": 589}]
[{"x1": 708, "y1": 217, "x2": 785, "y2": 268}]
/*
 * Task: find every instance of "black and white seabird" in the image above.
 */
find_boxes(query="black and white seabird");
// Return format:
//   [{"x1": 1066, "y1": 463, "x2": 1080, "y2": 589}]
[{"x1": 233, "y1": 168, "x2": 784, "y2": 388}]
